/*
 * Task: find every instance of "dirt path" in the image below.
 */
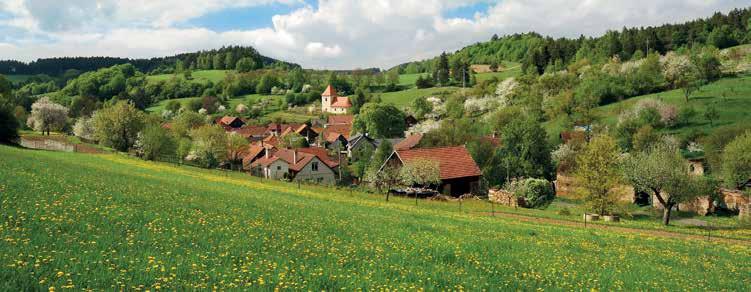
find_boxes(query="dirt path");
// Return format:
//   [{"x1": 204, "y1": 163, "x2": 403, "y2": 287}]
[{"x1": 474, "y1": 210, "x2": 750, "y2": 245}]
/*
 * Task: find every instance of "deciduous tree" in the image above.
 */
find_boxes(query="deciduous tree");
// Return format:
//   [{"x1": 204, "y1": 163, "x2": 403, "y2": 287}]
[
  {"x1": 575, "y1": 135, "x2": 623, "y2": 215},
  {"x1": 91, "y1": 100, "x2": 145, "y2": 151},
  {"x1": 27, "y1": 97, "x2": 69, "y2": 135},
  {"x1": 622, "y1": 142, "x2": 706, "y2": 225}
]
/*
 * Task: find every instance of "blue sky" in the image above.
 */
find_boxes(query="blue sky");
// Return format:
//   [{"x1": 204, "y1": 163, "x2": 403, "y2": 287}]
[{"x1": 0, "y1": 0, "x2": 747, "y2": 69}]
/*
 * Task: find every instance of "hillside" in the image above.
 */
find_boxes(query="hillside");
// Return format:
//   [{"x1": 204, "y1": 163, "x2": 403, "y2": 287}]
[
  {"x1": 1, "y1": 145, "x2": 750, "y2": 290},
  {"x1": 0, "y1": 45, "x2": 297, "y2": 77}
]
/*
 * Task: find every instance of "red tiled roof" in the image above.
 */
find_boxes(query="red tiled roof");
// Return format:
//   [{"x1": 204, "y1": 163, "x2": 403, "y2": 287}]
[
  {"x1": 396, "y1": 146, "x2": 482, "y2": 180},
  {"x1": 322, "y1": 85, "x2": 336, "y2": 96},
  {"x1": 297, "y1": 147, "x2": 339, "y2": 168},
  {"x1": 323, "y1": 124, "x2": 352, "y2": 139},
  {"x1": 327, "y1": 115, "x2": 354, "y2": 125},
  {"x1": 161, "y1": 123, "x2": 172, "y2": 130},
  {"x1": 241, "y1": 145, "x2": 266, "y2": 168},
  {"x1": 232, "y1": 126, "x2": 267, "y2": 138},
  {"x1": 219, "y1": 116, "x2": 240, "y2": 126},
  {"x1": 395, "y1": 134, "x2": 423, "y2": 150},
  {"x1": 331, "y1": 96, "x2": 351, "y2": 108}
]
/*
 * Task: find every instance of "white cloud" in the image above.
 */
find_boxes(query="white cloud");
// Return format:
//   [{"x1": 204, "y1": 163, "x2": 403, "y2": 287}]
[
  {"x1": 1, "y1": 0, "x2": 748, "y2": 69},
  {"x1": 304, "y1": 42, "x2": 342, "y2": 58}
]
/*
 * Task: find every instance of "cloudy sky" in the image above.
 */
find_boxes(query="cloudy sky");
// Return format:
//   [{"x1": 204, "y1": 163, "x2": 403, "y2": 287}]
[{"x1": 0, "y1": 0, "x2": 748, "y2": 69}]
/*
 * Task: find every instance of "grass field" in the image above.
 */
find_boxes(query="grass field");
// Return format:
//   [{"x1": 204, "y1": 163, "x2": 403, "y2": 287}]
[
  {"x1": 1, "y1": 145, "x2": 750, "y2": 290},
  {"x1": 146, "y1": 70, "x2": 230, "y2": 84},
  {"x1": 380, "y1": 87, "x2": 460, "y2": 107},
  {"x1": 146, "y1": 94, "x2": 283, "y2": 113}
]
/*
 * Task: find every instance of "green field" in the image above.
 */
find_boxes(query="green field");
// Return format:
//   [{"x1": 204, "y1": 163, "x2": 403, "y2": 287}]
[
  {"x1": 1, "y1": 145, "x2": 750, "y2": 290},
  {"x1": 146, "y1": 70, "x2": 230, "y2": 84},
  {"x1": 146, "y1": 94, "x2": 283, "y2": 113},
  {"x1": 381, "y1": 87, "x2": 460, "y2": 107}
]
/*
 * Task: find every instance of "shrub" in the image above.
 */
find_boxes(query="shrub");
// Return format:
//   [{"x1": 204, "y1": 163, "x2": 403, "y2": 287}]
[
  {"x1": 0, "y1": 106, "x2": 19, "y2": 143},
  {"x1": 507, "y1": 178, "x2": 555, "y2": 209}
]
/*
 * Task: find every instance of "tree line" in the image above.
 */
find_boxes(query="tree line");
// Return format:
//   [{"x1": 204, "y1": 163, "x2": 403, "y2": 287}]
[{"x1": 0, "y1": 45, "x2": 297, "y2": 76}]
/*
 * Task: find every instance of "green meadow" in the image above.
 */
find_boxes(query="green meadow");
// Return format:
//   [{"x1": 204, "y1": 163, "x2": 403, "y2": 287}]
[
  {"x1": 146, "y1": 70, "x2": 230, "y2": 84},
  {"x1": 1, "y1": 145, "x2": 750, "y2": 290}
]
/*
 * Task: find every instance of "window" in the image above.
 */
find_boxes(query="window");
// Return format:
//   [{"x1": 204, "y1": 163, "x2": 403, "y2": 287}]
[
  {"x1": 312, "y1": 162, "x2": 319, "y2": 171},
  {"x1": 277, "y1": 166, "x2": 281, "y2": 170}
]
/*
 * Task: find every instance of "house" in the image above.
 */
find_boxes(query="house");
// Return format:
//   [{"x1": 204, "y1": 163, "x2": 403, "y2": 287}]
[
  {"x1": 232, "y1": 125, "x2": 267, "y2": 142},
  {"x1": 217, "y1": 116, "x2": 246, "y2": 129},
  {"x1": 321, "y1": 85, "x2": 352, "y2": 114},
  {"x1": 322, "y1": 132, "x2": 349, "y2": 151},
  {"x1": 241, "y1": 145, "x2": 268, "y2": 170},
  {"x1": 380, "y1": 146, "x2": 482, "y2": 196},
  {"x1": 250, "y1": 148, "x2": 338, "y2": 184},
  {"x1": 347, "y1": 133, "x2": 377, "y2": 159},
  {"x1": 294, "y1": 124, "x2": 319, "y2": 143},
  {"x1": 394, "y1": 133, "x2": 423, "y2": 150},
  {"x1": 266, "y1": 123, "x2": 303, "y2": 137}
]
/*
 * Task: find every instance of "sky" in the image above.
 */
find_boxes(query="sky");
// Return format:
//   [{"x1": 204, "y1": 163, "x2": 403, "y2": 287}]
[{"x1": 0, "y1": 0, "x2": 749, "y2": 70}]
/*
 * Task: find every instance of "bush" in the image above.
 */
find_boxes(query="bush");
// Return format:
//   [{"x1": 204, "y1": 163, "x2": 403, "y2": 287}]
[
  {"x1": 0, "y1": 106, "x2": 19, "y2": 143},
  {"x1": 507, "y1": 178, "x2": 555, "y2": 209}
]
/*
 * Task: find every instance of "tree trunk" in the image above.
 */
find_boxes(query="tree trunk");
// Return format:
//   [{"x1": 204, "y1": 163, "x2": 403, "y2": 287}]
[
  {"x1": 662, "y1": 203, "x2": 674, "y2": 226},
  {"x1": 385, "y1": 192, "x2": 390, "y2": 202}
]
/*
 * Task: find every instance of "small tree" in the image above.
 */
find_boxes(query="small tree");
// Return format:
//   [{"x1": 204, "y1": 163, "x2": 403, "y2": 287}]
[
  {"x1": 91, "y1": 100, "x2": 145, "y2": 152},
  {"x1": 27, "y1": 97, "x2": 69, "y2": 135},
  {"x1": 400, "y1": 159, "x2": 441, "y2": 189},
  {"x1": 721, "y1": 131, "x2": 751, "y2": 189},
  {"x1": 226, "y1": 132, "x2": 249, "y2": 170},
  {"x1": 411, "y1": 96, "x2": 433, "y2": 120},
  {"x1": 136, "y1": 124, "x2": 176, "y2": 161},
  {"x1": 72, "y1": 117, "x2": 96, "y2": 141},
  {"x1": 575, "y1": 135, "x2": 623, "y2": 215},
  {"x1": 369, "y1": 165, "x2": 403, "y2": 201},
  {"x1": 190, "y1": 125, "x2": 228, "y2": 168},
  {"x1": 704, "y1": 104, "x2": 719, "y2": 126},
  {"x1": 622, "y1": 142, "x2": 705, "y2": 225},
  {"x1": 675, "y1": 66, "x2": 701, "y2": 103},
  {"x1": 280, "y1": 132, "x2": 308, "y2": 149}
]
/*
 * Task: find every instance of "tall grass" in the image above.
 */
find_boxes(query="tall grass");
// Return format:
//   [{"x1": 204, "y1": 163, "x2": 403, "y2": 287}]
[{"x1": 1, "y1": 146, "x2": 749, "y2": 290}]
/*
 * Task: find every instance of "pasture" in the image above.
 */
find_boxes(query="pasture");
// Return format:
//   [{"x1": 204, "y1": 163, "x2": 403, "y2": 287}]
[{"x1": 1, "y1": 145, "x2": 750, "y2": 290}]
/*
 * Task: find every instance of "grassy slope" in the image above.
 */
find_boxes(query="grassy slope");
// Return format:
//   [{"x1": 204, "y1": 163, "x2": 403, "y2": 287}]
[
  {"x1": 380, "y1": 87, "x2": 460, "y2": 108},
  {"x1": 1, "y1": 145, "x2": 749, "y2": 290},
  {"x1": 146, "y1": 70, "x2": 230, "y2": 84},
  {"x1": 544, "y1": 74, "x2": 751, "y2": 141}
]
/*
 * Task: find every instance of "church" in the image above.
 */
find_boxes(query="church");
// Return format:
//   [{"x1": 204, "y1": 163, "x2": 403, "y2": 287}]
[{"x1": 321, "y1": 85, "x2": 352, "y2": 114}]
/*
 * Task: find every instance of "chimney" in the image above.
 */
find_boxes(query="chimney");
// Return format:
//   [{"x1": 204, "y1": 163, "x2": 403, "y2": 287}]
[
  {"x1": 293, "y1": 151, "x2": 297, "y2": 163},
  {"x1": 265, "y1": 149, "x2": 269, "y2": 159}
]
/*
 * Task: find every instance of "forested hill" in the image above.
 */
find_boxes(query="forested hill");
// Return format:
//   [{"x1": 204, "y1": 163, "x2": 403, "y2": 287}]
[
  {"x1": 392, "y1": 8, "x2": 751, "y2": 74},
  {"x1": 0, "y1": 45, "x2": 299, "y2": 76}
]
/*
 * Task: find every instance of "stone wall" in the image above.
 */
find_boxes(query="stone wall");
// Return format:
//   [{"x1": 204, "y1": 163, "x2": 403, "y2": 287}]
[
  {"x1": 488, "y1": 189, "x2": 523, "y2": 207},
  {"x1": 20, "y1": 138, "x2": 75, "y2": 152}
]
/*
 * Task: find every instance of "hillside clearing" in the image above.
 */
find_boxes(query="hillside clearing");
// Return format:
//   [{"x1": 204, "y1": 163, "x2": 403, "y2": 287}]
[{"x1": 1, "y1": 145, "x2": 749, "y2": 290}]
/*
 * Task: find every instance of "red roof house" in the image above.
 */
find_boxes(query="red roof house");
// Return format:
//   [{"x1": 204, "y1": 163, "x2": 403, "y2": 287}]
[{"x1": 381, "y1": 146, "x2": 482, "y2": 196}]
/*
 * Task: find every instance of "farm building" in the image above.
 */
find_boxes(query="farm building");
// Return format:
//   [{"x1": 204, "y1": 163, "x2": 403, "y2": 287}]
[
  {"x1": 250, "y1": 148, "x2": 339, "y2": 184},
  {"x1": 380, "y1": 146, "x2": 482, "y2": 196}
]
